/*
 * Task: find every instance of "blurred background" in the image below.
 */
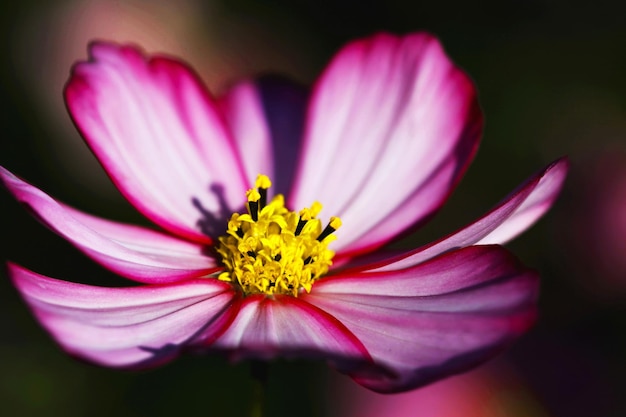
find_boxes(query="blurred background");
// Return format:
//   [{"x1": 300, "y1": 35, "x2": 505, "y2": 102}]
[{"x1": 1, "y1": 0, "x2": 625, "y2": 416}]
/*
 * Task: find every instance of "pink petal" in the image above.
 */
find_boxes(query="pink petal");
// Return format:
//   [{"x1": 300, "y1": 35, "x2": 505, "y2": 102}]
[
  {"x1": 218, "y1": 76, "x2": 308, "y2": 196},
  {"x1": 304, "y1": 245, "x2": 538, "y2": 392},
  {"x1": 9, "y1": 264, "x2": 239, "y2": 368},
  {"x1": 1, "y1": 167, "x2": 219, "y2": 284},
  {"x1": 290, "y1": 32, "x2": 481, "y2": 256},
  {"x1": 366, "y1": 158, "x2": 568, "y2": 272},
  {"x1": 211, "y1": 294, "x2": 370, "y2": 368},
  {"x1": 476, "y1": 158, "x2": 569, "y2": 245},
  {"x1": 65, "y1": 42, "x2": 248, "y2": 243}
]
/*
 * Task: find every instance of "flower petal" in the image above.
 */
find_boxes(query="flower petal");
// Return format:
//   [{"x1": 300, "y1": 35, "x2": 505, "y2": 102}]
[
  {"x1": 211, "y1": 294, "x2": 370, "y2": 368},
  {"x1": 9, "y1": 264, "x2": 239, "y2": 368},
  {"x1": 218, "y1": 76, "x2": 308, "y2": 196},
  {"x1": 1, "y1": 167, "x2": 218, "y2": 284},
  {"x1": 366, "y1": 158, "x2": 568, "y2": 272},
  {"x1": 476, "y1": 158, "x2": 568, "y2": 245},
  {"x1": 304, "y1": 245, "x2": 538, "y2": 393},
  {"x1": 64, "y1": 42, "x2": 248, "y2": 243},
  {"x1": 290, "y1": 32, "x2": 481, "y2": 256}
]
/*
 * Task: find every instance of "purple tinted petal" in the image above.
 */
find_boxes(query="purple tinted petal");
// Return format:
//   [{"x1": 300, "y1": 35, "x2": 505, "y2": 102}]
[
  {"x1": 1, "y1": 167, "x2": 219, "y2": 284},
  {"x1": 218, "y1": 76, "x2": 309, "y2": 197},
  {"x1": 65, "y1": 42, "x2": 248, "y2": 243},
  {"x1": 365, "y1": 158, "x2": 568, "y2": 272},
  {"x1": 10, "y1": 264, "x2": 238, "y2": 368},
  {"x1": 290, "y1": 32, "x2": 481, "y2": 256},
  {"x1": 304, "y1": 245, "x2": 538, "y2": 392},
  {"x1": 211, "y1": 294, "x2": 370, "y2": 365}
]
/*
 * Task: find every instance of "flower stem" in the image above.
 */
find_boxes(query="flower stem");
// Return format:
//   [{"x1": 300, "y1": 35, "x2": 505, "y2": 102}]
[{"x1": 250, "y1": 360, "x2": 269, "y2": 417}]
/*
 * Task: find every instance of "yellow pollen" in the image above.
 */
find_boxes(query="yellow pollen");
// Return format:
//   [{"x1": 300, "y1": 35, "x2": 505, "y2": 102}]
[
  {"x1": 216, "y1": 174, "x2": 341, "y2": 297},
  {"x1": 246, "y1": 189, "x2": 261, "y2": 202},
  {"x1": 255, "y1": 174, "x2": 272, "y2": 189},
  {"x1": 329, "y1": 216, "x2": 342, "y2": 229}
]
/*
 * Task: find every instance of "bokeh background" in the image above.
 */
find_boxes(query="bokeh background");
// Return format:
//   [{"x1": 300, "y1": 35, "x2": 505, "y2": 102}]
[{"x1": 1, "y1": 1, "x2": 625, "y2": 416}]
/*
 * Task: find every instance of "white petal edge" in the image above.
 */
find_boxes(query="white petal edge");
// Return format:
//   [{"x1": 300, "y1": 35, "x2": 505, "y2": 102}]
[
  {"x1": 211, "y1": 294, "x2": 370, "y2": 367},
  {"x1": 1, "y1": 166, "x2": 219, "y2": 284},
  {"x1": 9, "y1": 264, "x2": 239, "y2": 368},
  {"x1": 290, "y1": 32, "x2": 482, "y2": 255},
  {"x1": 65, "y1": 42, "x2": 249, "y2": 243},
  {"x1": 304, "y1": 245, "x2": 539, "y2": 392},
  {"x1": 366, "y1": 158, "x2": 568, "y2": 272}
]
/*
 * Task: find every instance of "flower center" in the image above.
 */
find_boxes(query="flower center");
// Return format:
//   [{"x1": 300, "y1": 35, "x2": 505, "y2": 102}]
[{"x1": 216, "y1": 175, "x2": 341, "y2": 297}]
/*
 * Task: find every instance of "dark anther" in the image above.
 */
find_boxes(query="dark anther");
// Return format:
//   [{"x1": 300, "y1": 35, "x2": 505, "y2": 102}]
[
  {"x1": 236, "y1": 228, "x2": 244, "y2": 238},
  {"x1": 317, "y1": 223, "x2": 337, "y2": 242},
  {"x1": 259, "y1": 187, "x2": 267, "y2": 210},
  {"x1": 247, "y1": 251, "x2": 257, "y2": 258},
  {"x1": 304, "y1": 256, "x2": 312, "y2": 265},
  {"x1": 295, "y1": 219, "x2": 307, "y2": 236},
  {"x1": 274, "y1": 254, "x2": 282, "y2": 261},
  {"x1": 248, "y1": 201, "x2": 259, "y2": 221}
]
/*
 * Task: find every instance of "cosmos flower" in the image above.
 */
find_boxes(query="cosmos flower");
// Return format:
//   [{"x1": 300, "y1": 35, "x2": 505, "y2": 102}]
[{"x1": 1, "y1": 32, "x2": 567, "y2": 393}]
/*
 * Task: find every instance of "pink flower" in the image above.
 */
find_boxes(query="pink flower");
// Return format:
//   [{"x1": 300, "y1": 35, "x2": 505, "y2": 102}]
[{"x1": 1, "y1": 32, "x2": 567, "y2": 393}]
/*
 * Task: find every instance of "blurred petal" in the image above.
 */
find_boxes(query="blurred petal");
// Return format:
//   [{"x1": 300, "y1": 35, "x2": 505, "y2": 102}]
[
  {"x1": 290, "y1": 32, "x2": 481, "y2": 256},
  {"x1": 1, "y1": 167, "x2": 218, "y2": 284},
  {"x1": 330, "y1": 364, "x2": 528, "y2": 417},
  {"x1": 10, "y1": 264, "x2": 239, "y2": 368},
  {"x1": 218, "y1": 76, "x2": 308, "y2": 196},
  {"x1": 217, "y1": 80, "x2": 273, "y2": 188},
  {"x1": 65, "y1": 42, "x2": 248, "y2": 243},
  {"x1": 304, "y1": 245, "x2": 538, "y2": 392},
  {"x1": 367, "y1": 158, "x2": 568, "y2": 271},
  {"x1": 212, "y1": 294, "x2": 370, "y2": 366}
]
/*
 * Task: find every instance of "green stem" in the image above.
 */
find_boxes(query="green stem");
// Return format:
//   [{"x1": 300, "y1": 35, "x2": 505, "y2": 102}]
[{"x1": 250, "y1": 361, "x2": 269, "y2": 417}]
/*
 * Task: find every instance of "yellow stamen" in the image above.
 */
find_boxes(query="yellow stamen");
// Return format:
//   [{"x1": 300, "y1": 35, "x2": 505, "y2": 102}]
[
  {"x1": 329, "y1": 216, "x2": 342, "y2": 229},
  {"x1": 246, "y1": 189, "x2": 261, "y2": 202},
  {"x1": 216, "y1": 175, "x2": 341, "y2": 297},
  {"x1": 299, "y1": 208, "x2": 313, "y2": 221},
  {"x1": 255, "y1": 174, "x2": 272, "y2": 189},
  {"x1": 310, "y1": 201, "x2": 323, "y2": 217}
]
